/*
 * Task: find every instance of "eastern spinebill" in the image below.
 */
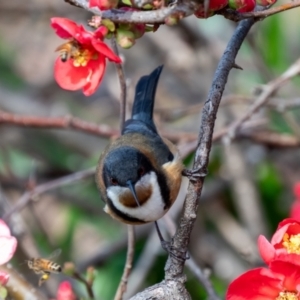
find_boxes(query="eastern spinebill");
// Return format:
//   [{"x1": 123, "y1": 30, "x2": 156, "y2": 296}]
[{"x1": 95, "y1": 66, "x2": 183, "y2": 229}]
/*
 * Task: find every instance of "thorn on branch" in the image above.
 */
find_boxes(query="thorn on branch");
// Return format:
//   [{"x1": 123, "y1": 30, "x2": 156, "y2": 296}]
[{"x1": 232, "y1": 62, "x2": 243, "y2": 70}]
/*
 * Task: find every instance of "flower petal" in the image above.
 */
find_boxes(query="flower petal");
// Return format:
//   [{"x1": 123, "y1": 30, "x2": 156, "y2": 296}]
[
  {"x1": 74, "y1": 25, "x2": 94, "y2": 45},
  {"x1": 51, "y1": 18, "x2": 79, "y2": 39},
  {"x1": 270, "y1": 260, "x2": 300, "y2": 292},
  {"x1": 0, "y1": 236, "x2": 17, "y2": 265},
  {"x1": 54, "y1": 58, "x2": 89, "y2": 91},
  {"x1": 258, "y1": 235, "x2": 275, "y2": 264},
  {"x1": 226, "y1": 267, "x2": 282, "y2": 300},
  {"x1": 0, "y1": 220, "x2": 11, "y2": 237},
  {"x1": 92, "y1": 40, "x2": 122, "y2": 63},
  {"x1": 82, "y1": 58, "x2": 106, "y2": 96},
  {"x1": 271, "y1": 222, "x2": 290, "y2": 245}
]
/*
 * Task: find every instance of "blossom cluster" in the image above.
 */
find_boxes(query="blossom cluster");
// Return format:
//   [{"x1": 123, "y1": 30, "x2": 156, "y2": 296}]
[
  {"x1": 52, "y1": 0, "x2": 278, "y2": 96},
  {"x1": 194, "y1": 0, "x2": 276, "y2": 17},
  {"x1": 227, "y1": 183, "x2": 300, "y2": 300}
]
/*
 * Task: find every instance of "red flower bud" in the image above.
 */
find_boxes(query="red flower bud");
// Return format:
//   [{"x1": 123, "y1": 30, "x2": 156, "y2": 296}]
[
  {"x1": 208, "y1": 0, "x2": 228, "y2": 10},
  {"x1": 57, "y1": 281, "x2": 76, "y2": 300},
  {"x1": 0, "y1": 272, "x2": 9, "y2": 286},
  {"x1": 89, "y1": 0, "x2": 118, "y2": 10},
  {"x1": 194, "y1": 0, "x2": 228, "y2": 19},
  {"x1": 255, "y1": 0, "x2": 276, "y2": 5},
  {"x1": 194, "y1": 6, "x2": 215, "y2": 18},
  {"x1": 229, "y1": 0, "x2": 255, "y2": 12}
]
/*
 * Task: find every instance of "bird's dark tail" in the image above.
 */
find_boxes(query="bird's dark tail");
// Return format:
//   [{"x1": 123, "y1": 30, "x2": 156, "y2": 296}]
[{"x1": 131, "y1": 65, "x2": 163, "y2": 127}]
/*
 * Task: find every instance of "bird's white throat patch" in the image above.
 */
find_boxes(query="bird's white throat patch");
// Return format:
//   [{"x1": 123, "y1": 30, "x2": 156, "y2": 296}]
[{"x1": 106, "y1": 171, "x2": 166, "y2": 222}]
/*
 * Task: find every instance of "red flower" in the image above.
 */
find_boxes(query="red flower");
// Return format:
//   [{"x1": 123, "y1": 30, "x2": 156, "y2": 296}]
[
  {"x1": 51, "y1": 18, "x2": 122, "y2": 96},
  {"x1": 258, "y1": 218, "x2": 300, "y2": 265},
  {"x1": 89, "y1": 0, "x2": 118, "y2": 10},
  {"x1": 56, "y1": 281, "x2": 76, "y2": 300},
  {"x1": 0, "y1": 272, "x2": 9, "y2": 286},
  {"x1": 227, "y1": 260, "x2": 300, "y2": 300}
]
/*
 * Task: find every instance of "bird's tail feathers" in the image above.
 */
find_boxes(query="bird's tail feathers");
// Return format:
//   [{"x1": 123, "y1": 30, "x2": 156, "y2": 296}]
[{"x1": 131, "y1": 65, "x2": 163, "y2": 127}]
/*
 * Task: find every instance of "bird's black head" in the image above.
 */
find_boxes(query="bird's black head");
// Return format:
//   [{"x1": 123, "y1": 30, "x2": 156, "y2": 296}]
[{"x1": 102, "y1": 146, "x2": 153, "y2": 188}]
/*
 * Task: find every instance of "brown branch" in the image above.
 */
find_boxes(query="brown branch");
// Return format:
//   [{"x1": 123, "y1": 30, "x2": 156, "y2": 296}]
[
  {"x1": 2, "y1": 167, "x2": 95, "y2": 221},
  {"x1": 71, "y1": 270, "x2": 95, "y2": 299},
  {"x1": 240, "y1": 131, "x2": 300, "y2": 147},
  {"x1": 114, "y1": 225, "x2": 135, "y2": 300},
  {"x1": 165, "y1": 14, "x2": 257, "y2": 284},
  {"x1": 163, "y1": 215, "x2": 221, "y2": 300},
  {"x1": 0, "y1": 110, "x2": 118, "y2": 138},
  {"x1": 65, "y1": 0, "x2": 198, "y2": 23},
  {"x1": 225, "y1": 58, "x2": 300, "y2": 141},
  {"x1": 0, "y1": 110, "x2": 195, "y2": 144},
  {"x1": 111, "y1": 38, "x2": 127, "y2": 130},
  {"x1": 130, "y1": 15, "x2": 258, "y2": 300}
]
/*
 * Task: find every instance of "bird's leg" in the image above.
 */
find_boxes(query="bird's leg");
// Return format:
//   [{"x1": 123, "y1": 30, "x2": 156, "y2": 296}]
[
  {"x1": 182, "y1": 167, "x2": 208, "y2": 183},
  {"x1": 154, "y1": 221, "x2": 189, "y2": 262}
]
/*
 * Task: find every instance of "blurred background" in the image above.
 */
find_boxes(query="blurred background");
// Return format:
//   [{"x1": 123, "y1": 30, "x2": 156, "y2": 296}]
[{"x1": 0, "y1": 0, "x2": 300, "y2": 299}]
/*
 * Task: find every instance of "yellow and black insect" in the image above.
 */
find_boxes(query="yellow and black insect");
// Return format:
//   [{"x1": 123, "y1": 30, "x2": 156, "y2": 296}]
[
  {"x1": 26, "y1": 249, "x2": 62, "y2": 286},
  {"x1": 55, "y1": 39, "x2": 81, "y2": 62}
]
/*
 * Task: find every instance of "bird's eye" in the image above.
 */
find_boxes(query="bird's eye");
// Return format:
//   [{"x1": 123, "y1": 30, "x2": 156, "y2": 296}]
[
  {"x1": 138, "y1": 166, "x2": 145, "y2": 177},
  {"x1": 110, "y1": 178, "x2": 118, "y2": 185}
]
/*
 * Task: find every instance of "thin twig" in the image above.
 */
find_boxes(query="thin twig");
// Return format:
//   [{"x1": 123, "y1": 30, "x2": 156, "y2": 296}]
[
  {"x1": 111, "y1": 38, "x2": 127, "y2": 130},
  {"x1": 72, "y1": 270, "x2": 95, "y2": 299},
  {"x1": 225, "y1": 58, "x2": 300, "y2": 141},
  {"x1": 0, "y1": 110, "x2": 194, "y2": 143},
  {"x1": 114, "y1": 225, "x2": 135, "y2": 300},
  {"x1": 0, "y1": 110, "x2": 118, "y2": 138},
  {"x1": 218, "y1": 1, "x2": 300, "y2": 21},
  {"x1": 2, "y1": 167, "x2": 95, "y2": 221}
]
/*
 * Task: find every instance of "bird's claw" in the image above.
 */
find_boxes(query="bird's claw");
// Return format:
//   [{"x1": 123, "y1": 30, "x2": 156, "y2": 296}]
[
  {"x1": 161, "y1": 240, "x2": 190, "y2": 262},
  {"x1": 182, "y1": 167, "x2": 208, "y2": 183}
]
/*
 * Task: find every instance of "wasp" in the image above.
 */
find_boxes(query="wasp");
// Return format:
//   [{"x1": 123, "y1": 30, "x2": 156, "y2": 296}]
[
  {"x1": 26, "y1": 249, "x2": 62, "y2": 286},
  {"x1": 55, "y1": 40, "x2": 81, "y2": 62}
]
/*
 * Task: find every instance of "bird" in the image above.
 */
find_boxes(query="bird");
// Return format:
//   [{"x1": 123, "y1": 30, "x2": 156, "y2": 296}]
[{"x1": 95, "y1": 66, "x2": 183, "y2": 228}]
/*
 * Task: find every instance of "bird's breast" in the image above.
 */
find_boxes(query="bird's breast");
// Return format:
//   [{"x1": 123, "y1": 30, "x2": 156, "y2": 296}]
[{"x1": 106, "y1": 171, "x2": 168, "y2": 223}]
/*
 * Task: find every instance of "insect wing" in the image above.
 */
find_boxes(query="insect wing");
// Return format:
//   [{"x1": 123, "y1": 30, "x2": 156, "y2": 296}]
[{"x1": 47, "y1": 249, "x2": 61, "y2": 260}]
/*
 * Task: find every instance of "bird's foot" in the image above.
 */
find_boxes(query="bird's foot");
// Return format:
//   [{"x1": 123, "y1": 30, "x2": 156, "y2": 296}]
[
  {"x1": 182, "y1": 167, "x2": 208, "y2": 183},
  {"x1": 161, "y1": 240, "x2": 190, "y2": 262}
]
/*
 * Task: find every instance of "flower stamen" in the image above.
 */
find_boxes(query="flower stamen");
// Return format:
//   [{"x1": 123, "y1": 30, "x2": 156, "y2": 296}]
[
  {"x1": 276, "y1": 291, "x2": 298, "y2": 300},
  {"x1": 73, "y1": 48, "x2": 99, "y2": 67},
  {"x1": 282, "y1": 233, "x2": 300, "y2": 254}
]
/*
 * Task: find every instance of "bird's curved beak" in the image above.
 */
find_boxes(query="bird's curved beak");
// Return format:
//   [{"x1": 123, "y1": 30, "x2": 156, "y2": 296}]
[{"x1": 126, "y1": 180, "x2": 141, "y2": 207}]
